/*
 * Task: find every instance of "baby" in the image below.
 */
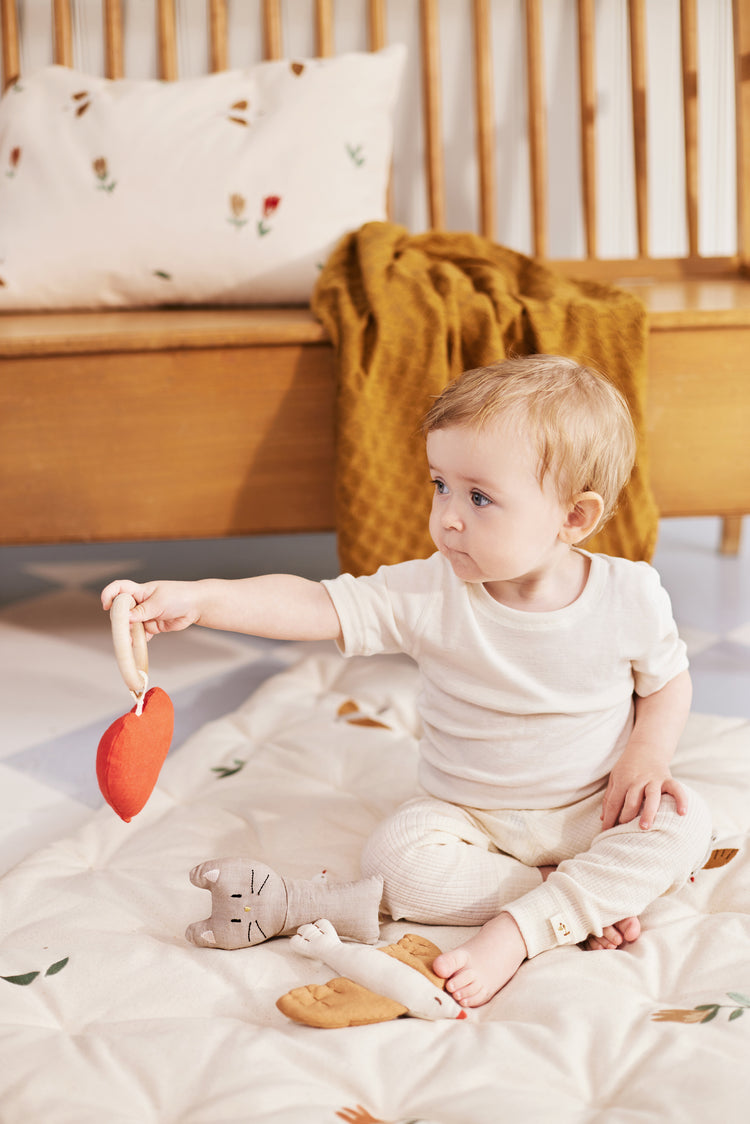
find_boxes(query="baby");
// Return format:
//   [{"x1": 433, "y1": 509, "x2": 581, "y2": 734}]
[{"x1": 102, "y1": 355, "x2": 713, "y2": 1008}]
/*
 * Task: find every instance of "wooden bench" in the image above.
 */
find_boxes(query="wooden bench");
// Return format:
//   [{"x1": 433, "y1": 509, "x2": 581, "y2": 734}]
[{"x1": 1, "y1": 0, "x2": 749, "y2": 553}]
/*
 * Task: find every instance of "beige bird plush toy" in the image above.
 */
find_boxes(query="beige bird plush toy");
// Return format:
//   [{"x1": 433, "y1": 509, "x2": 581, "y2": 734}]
[{"x1": 278, "y1": 920, "x2": 467, "y2": 1027}]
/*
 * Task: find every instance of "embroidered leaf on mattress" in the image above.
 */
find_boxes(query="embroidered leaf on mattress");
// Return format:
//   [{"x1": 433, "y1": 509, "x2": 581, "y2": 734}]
[
  {"x1": 693, "y1": 1005, "x2": 721, "y2": 1022},
  {"x1": 45, "y1": 957, "x2": 69, "y2": 976},
  {"x1": 1, "y1": 958, "x2": 68, "y2": 986},
  {"x1": 652, "y1": 993, "x2": 750, "y2": 1024},
  {"x1": 1, "y1": 971, "x2": 39, "y2": 986},
  {"x1": 212, "y1": 759, "x2": 246, "y2": 778}
]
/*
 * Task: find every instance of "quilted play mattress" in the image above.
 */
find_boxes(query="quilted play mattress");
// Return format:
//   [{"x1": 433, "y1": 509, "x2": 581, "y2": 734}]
[{"x1": 1, "y1": 649, "x2": 749, "y2": 1123}]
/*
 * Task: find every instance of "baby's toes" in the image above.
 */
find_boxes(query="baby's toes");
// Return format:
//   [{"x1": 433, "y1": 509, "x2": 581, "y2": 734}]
[
  {"x1": 432, "y1": 947, "x2": 468, "y2": 980},
  {"x1": 447, "y1": 972, "x2": 482, "y2": 1004},
  {"x1": 443, "y1": 964, "x2": 479, "y2": 996},
  {"x1": 585, "y1": 926, "x2": 621, "y2": 951},
  {"x1": 614, "y1": 916, "x2": 641, "y2": 943}
]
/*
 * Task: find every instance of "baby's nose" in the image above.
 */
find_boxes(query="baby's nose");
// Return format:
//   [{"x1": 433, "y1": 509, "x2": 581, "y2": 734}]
[{"x1": 442, "y1": 503, "x2": 464, "y2": 531}]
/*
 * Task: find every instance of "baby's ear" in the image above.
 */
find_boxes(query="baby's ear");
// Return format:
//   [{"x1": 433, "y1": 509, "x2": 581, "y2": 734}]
[{"x1": 560, "y1": 491, "x2": 604, "y2": 544}]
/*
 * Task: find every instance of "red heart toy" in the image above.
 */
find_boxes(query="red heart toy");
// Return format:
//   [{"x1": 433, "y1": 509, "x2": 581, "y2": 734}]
[{"x1": 97, "y1": 593, "x2": 174, "y2": 822}]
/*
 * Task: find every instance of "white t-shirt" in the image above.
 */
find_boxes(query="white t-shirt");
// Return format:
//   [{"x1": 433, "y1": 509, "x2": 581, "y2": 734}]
[{"x1": 323, "y1": 550, "x2": 688, "y2": 810}]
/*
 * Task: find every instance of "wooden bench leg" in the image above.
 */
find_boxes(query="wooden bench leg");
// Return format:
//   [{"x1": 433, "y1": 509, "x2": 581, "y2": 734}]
[{"x1": 720, "y1": 515, "x2": 743, "y2": 555}]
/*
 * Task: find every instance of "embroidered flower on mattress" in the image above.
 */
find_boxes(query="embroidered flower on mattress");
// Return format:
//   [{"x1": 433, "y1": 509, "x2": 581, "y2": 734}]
[
  {"x1": 93, "y1": 157, "x2": 116, "y2": 193},
  {"x1": 5, "y1": 146, "x2": 20, "y2": 178},
  {"x1": 652, "y1": 992, "x2": 750, "y2": 1024}
]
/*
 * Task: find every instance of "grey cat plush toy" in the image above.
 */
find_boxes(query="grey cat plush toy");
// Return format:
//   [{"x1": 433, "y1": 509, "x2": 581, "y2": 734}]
[{"x1": 185, "y1": 858, "x2": 383, "y2": 949}]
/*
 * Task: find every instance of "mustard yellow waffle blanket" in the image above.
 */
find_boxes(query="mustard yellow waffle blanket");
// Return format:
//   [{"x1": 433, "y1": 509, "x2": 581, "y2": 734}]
[{"x1": 312, "y1": 222, "x2": 658, "y2": 577}]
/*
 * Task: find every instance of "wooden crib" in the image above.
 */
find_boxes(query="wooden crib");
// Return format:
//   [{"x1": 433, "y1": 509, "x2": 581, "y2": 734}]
[{"x1": 1, "y1": 0, "x2": 749, "y2": 552}]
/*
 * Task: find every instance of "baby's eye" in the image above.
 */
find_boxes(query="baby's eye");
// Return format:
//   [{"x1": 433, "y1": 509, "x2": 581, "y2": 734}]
[
  {"x1": 432, "y1": 478, "x2": 448, "y2": 495},
  {"x1": 470, "y1": 491, "x2": 491, "y2": 507}
]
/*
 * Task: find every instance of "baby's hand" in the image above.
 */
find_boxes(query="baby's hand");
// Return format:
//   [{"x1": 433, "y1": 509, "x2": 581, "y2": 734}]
[
  {"x1": 101, "y1": 579, "x2": 202, "y2": 637},
  {"x1": 601, "y1": 752, "x2": 688, "y2": 832}
]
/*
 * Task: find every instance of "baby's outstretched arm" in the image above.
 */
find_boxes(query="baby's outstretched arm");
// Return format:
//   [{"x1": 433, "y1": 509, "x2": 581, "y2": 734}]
[
  {"x1": 600, "y1": 669, "x2": 692, "y2": 831},
  {"x1": 101, "y1": 575, "x2": 342, "y2": 644}
]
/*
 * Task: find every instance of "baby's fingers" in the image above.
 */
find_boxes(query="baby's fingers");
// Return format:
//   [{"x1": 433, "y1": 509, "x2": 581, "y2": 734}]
[
  {"x1": 101, "y1": 579, "x2": 148, "y2": 611},
  {"x1": 600, "y1": 787, "x2": 626, "y2": 832},
  {"x1": 636, "y1": 782, "x2": 663, "y2": 830},
  {"x1": 662, "y1": 777, "x2": 689, "y2": 816},
  {"x1": 600, "y1": 793, "x2": 615, "y2": 831},
  {"x1": 618, "y1": 785, "x2": 649, "y2": 828}
]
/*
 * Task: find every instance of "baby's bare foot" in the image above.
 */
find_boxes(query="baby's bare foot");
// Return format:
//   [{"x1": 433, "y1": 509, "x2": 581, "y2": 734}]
[
  {"x1": 432, "y1": 912, "x2": 527, "y2": 1007},
  {"x1": 585, "y1": 915, "x2": 641, "y2": 951}
]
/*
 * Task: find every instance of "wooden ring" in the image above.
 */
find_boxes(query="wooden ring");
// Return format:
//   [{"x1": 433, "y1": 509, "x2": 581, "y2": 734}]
[{"x1": 111, "y1": 592, "x2": 149, "y2": 697}]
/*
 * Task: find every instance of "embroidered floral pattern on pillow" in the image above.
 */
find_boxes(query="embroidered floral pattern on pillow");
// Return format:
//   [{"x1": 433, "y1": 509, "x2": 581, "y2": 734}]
[
  {"x1": 0, "y1": 45, "x2": 404, "y2": 306},
  {"x1": 258, "y1": 194, "x2": 281, "y2": 236}
]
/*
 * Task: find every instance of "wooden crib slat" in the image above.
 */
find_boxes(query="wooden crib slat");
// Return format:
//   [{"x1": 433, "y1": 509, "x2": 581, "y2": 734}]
[
  {"x1": 315, "y1": 0, "x2": 334, "y2": 57},
  {"x1": 104, "y1": 0, "x2": 124, "y2": 79},
  {"x1": 680, "y1": 0, "x2": 699, "y2": 256},
  {"x1": 577, "y1": 0, "x2": 597, "y2": 259},
  {"x1": 525, "y1": 0, "x2": 548, "y2": 258},
  {"x1": 420, "y1": 0, "x2": 446, "y2": 230},
  {"x1": 263, "y1": 0, "x2": 282, "y2": 60},
  {"x1": 368, "y1": 0, "x2": 393, "y2": 219},
  {"x1": 368, "y1": 0, "x2": 387, "y2": 50},
  {"x1": 209, "y1": 0, "x2": 228, "y2": 73},
  {"x1": 157, "y1": 0, "x2": 178, "y2": 79},
  {"x1": 473, "y1": 0, "x2": 496, "y2": 241},
  {"x1": 1, "y1": 0, "x2": 21, "y2": 89},
  {"x1": 628, "y1": 0, "x2": 649, "y2": 257},
  {"x1": 53, "y1": 0, "x2": 73, "y2": 66},
  {"x1": 733, "y1": 0, "x2": 750, "y2": 265}
]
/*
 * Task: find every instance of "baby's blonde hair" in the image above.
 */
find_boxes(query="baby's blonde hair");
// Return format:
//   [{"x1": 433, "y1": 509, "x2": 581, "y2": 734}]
[{"x1": 422, "y1": 355, "x2": 636, "y2": 529}]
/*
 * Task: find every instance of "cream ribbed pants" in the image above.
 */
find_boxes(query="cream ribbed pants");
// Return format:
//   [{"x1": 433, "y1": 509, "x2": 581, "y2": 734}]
[{"x1": 361, "y1": 786, "x2": 713, "y2": 957}]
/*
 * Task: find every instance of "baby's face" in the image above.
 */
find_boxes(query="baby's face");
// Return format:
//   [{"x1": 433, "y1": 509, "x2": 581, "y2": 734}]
[{"x1": 426, "y1": 420, "x2": 572, "y2": 596}]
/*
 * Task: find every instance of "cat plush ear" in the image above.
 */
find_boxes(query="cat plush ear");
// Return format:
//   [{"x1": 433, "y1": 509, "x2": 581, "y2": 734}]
[
  {"x1": 185, "y1": 922, "x2": 217, "y2": 947},
  {"x1": 190, "y1": 865, "x2": 220, "y2": 888}
]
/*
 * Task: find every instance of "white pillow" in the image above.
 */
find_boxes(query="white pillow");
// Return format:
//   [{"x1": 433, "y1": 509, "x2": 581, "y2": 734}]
[{"x1": 0, "y1": 45, "x2": 405, "y2": 309}]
